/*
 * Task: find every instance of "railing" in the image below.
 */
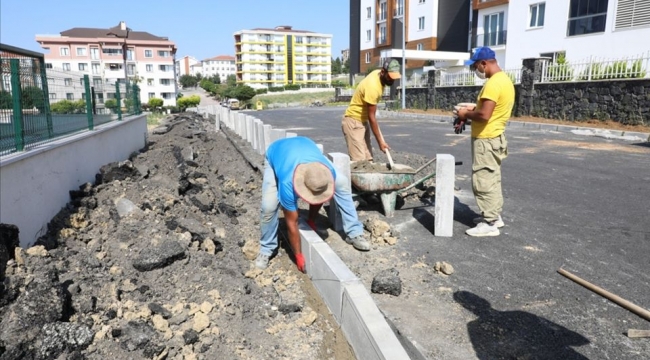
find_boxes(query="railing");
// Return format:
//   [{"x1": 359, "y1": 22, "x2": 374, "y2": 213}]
[
  {"x1": 472, "y1": 30, "x2": 507, "y2": 48},
  {"x1": 1, "y1": 43, "x2": 142, "y2": 156},
  {"x1": 338, "y1": 87, "x2": 390, "y2": 97},
  {"x1": 436, "y1": 67, "x2": 522, "y2": 87},
  {"x1": 540, "y1": 53, "x2": 650, "y2": 83}
]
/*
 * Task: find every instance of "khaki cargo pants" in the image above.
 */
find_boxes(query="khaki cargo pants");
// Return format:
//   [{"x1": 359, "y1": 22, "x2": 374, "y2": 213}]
[
  {"x1": 471, "y1": 133, "x2": 508, "y2": 222},
  {"x1": 342, "y1": 116, "x2": 373, "y2": 162}
]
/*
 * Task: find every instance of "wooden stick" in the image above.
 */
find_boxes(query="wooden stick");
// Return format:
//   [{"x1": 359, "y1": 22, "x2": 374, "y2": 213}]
[
  {"x1": 557, "y1": 268, "x2": 650, "y2": 322},
  {"x1": 627, "y1": 329, "x2": 650, "y2": 338}
]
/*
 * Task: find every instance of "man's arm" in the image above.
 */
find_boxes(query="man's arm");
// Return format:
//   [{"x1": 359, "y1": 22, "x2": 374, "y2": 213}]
[
  {"x1": 282, "y1": 208, "x2": 305, "y2": 272},
  {"x1": 458, "y1": 99, "x2": 496, "y2": 123},
  {"x1": 367, "y1": 104, "x2": 390, "y2": 151}
]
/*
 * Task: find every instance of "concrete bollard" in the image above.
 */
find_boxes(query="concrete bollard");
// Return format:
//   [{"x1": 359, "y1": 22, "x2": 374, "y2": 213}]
[
  {"x1": 251, "y1": 118, "x2": 261, "y2": 150},
  {"x1": 286, "y1": 132, "x2": 297, "y2": 138},
  {"x1": 246, "y1": 115, "x2": 254, "y2": 144},
  {"x1": 256, "y1": 120, "x2": 265, "y2": 155},
  {"x1": 434, "y1": 154, "x2": 455, "y2": 237},
  {"x1": 263, "y1": 124, "x2": 272, "y2": 154},
  {"x1": 270, "y1": 129, "x2": 286, "y2": 145},
  {"x1": 327, "y1": 152, "x2": 351, "y2": 232}
]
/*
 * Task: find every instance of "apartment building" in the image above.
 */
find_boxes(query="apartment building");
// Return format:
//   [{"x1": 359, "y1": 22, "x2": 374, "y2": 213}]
[
  {"x1": 350, "y1": 0, "x2": 471, "y2": 75},
  {"x1": 233, "y1": 26, "x2": 332, "y2": 89},
  {"x1": 35, "y1": 21, "x2": 178, "y2": 106},
  {"x1": 502, "y1": 0, "x2": 650, "y2": 67},
  {"x1": 175, "y1": 55, "x2": 200, "y2": 82},
  {"x1": 201, "y1": 55, "x2": 236, "y2": 81}
]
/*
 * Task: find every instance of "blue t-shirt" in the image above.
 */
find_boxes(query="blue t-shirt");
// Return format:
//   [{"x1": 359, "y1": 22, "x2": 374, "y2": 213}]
[{"x1": 266, "y1": 137, "x2": 336, "y2": 211}]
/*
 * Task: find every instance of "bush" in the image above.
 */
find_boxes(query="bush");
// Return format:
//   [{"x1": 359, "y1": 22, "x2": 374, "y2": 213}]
[
  {"x1": 21, "y1": 86, "x2": 46, "y2": 112},
  {"x1": 284, "y1": 84, "x2": 300, "y2": 91},
  {"x1": 104, "y1": 99, "x2": 118, "y2": 111},
  {"x1": 0, "y1": 90, "x2": 12, "y2": 109},
  {"x1": 269, "y1": 86, "x2": 284, "y2": 92},
  {"x1": 165, "y1": 105, "x2": 180, "y2": 114},
  {"x1": 148, "y1": 97, "x2": 164, "y2": 110},
  {"x1": 50, "y1": 99, "x2": 86, "y2": 114},
  {"x1": 331, "y1": 80, "x2": 347, "y2": 88},
  {"x1": 255, "y1": 88, "x2": 268, "y2": 95},
  {"x1": 176, "y1": 94, "x2": 200, "y2": 110},
  {"x1": 232, "y1": 85, "x2": 256, "y2": 102}
]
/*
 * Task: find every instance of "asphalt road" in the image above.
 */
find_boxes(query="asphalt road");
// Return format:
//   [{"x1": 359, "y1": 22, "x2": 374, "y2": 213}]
[{"x1": 248, "y1": 106, "x2": 650, "y2": 360}]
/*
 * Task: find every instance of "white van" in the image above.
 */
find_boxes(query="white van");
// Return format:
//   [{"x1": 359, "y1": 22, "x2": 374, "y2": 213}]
[{"x1": 228, "y1": 99, "x2": 240, "y2": 110}]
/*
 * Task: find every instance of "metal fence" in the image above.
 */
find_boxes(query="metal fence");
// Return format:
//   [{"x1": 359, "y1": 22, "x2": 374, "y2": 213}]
[
  {"x1": 435, "y1": 67, "x2": 522, "y2": 87},
  {"x1": 1, "y1": 43, "x2": 141, "y2": 156},
  {"x1": 540, "y1": 53, "x2": 650, "y2": 83},
  {"x1": 338, "y1": 87, "x2": 391, "y2": 97}
]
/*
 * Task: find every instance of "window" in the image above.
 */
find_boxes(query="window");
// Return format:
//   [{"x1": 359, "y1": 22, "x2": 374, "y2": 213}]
[
  {"x1": 159, "y1": 65, "x2": 173, "y2": 71},
  {"x1": 395, "y1": 0, "x2": 404, "y2": 16},
  {"x1": 102, "y1": 48, "x2": 122, "y2": 56},
  {"x1": 63, "y1": 63, "x2": 71, "y2": 71},
  {"x1": 66, "y1": 93, "x2": 74, "y2": 100},
  {"x1": 540, "y1": 51, "x2": 566, "y2": 63},
  {"x1": 91, "y1": 63, "x2": 100, "y2": 74},
  {"x1": 567, "y1": 0, "x2": 609, "y2": 36},
  {"x1": 96, "y1": 93, "x2": 104, "y2": 104},
  {"x1": 379, "y1": 1, "x2": 387, "y2": 20},
  {"x1": 148, "y1": 92, "x2": 155, "y2": 99},
  {"x1": 127, "y1": 49, "x2": 134, "y2": 61},
  {"x1": 366, "y1": 6, "x2": 372, "y2": 18},
  {"x1": 158, "y1": 50, "x2": 171, "y2": 57},
  {"x1": 127, "y1": 64, "x2": 135, "y2": 75},
  {"x1": 106, "y1": 92, "x2": 116, "y2": 99},
  {"x1": 366, "y1": 29, "x2": 372, "y2": 42},
  {"x1": 483, "y1": 12, "x2": 506, "y2": 46},
  {"x1": 379, "y1": 25, "x2": 387, "y2": 44},
  {"x1": 49, "y1": 93, "x2": 56, "y2": 99},
  {"x1": 160, "y1": 79, "x2": 171, "y2": 85},
  {"x1": 161, "y1": 92, "x2": 174, "y2": 99},
  {"x1": 106, "y1": 63, "x2": 122, "y2": 70},
  {"x1": 93, "y1": 78, "x2": 102, "y2": 86},
  {"x1": 64, "y1": 78, "x2": 72, "y2": 86},
  {"x1": 45, "y1": 63, "x2": 53, "y2": 69},
  {"x1": 60, "y1": 47, "x2": 69, "y2": 56},
  {"x1": 146, "y1": 64, "x2": 153, "y2": 72},
  {"x1": 615, "y1": 0, "x2": 650, "y2": 29},
  {"x1": 147, "y1": 78, "x2": 154, "y2": 86},
  {"x1": 417, "y1": 43, "x2": 423, "y2": 51},
  {"x1": 365, "y1": 52, "x2": 371, "y2": 64},
  {"x1": 419, "y1": 0, "x2": 425, "y2": 3},
  {"x1": 90, "y1": 47, "x2": 100, "y2": 60},
  {"x1": 76, "y1": 47, "x2": 87, "y2": 56},
  {"x1": 530, "y1": 3, "x2": 546, "y2": 27},
  {"x1": 145, "y1": 50, "x2": 153, "y2": 58},
  {"x1": 78, "y1": 63, "x2": 87, "y2": 71},
  {"x1": 418, "y1": 16, "x2": 425, "y2": 30}
]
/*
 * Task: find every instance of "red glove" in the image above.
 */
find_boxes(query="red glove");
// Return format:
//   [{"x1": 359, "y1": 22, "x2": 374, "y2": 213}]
[
  {"x1": 307, "y1": 219, "x2": 317, "y2": 232},
  {"x1": 295, "y1": 253, "x2": 305, "y2": 273}
]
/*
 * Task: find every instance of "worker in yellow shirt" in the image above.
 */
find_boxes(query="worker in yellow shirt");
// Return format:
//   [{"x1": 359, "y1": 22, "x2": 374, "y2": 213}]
[
  {"x1": 456, "y1": 47, "x2": 515, "y2": 237},
  {"x1": 342, "y1": 59, "x2": 401, "y2": 162}
]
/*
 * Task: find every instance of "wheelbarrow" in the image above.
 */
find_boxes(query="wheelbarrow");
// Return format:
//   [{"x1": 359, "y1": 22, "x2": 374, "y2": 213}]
[{"x1": 350, "y1": 157, "x2": 438, "y2": 217}]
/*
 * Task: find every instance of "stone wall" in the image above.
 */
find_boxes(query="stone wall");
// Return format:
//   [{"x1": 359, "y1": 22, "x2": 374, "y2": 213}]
[{"x1": 403, "y1": 62, "x2": 649, "y2": 125}]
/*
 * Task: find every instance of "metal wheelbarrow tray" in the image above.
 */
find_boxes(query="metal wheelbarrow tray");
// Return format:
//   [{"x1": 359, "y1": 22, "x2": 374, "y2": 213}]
[{"x1": 350, "y1": 158, "x2": 437, "y2": 217}]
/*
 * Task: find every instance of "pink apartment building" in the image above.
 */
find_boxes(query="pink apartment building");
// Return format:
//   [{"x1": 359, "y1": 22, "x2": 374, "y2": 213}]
[{"x1": 35, "y1": 21, "x2": 178, "y2": 106}]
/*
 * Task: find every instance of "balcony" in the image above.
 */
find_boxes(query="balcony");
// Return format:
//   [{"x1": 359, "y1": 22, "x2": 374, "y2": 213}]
[{"x1": 472, "y1": 30, "x2": 507, "y2": 48}]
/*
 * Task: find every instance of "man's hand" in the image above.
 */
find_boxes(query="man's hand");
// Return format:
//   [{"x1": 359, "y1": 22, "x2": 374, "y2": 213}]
[
  {"x1": 453, "y1": 116, "x2": 466, "y2": 134},
  {"x1": 456, "y1": 107, "x2": 469, "y2": 120},
  {"x1": 379, "y1": 140, "x2": 391, "y2": 153},
  {"x1": 295, "y1": 253, "x2": 305, "y2": 273}
]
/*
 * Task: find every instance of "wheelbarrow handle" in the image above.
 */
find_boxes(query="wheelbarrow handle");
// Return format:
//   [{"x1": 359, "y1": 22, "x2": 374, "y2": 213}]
[{"x1": 415, "y1": 158, "x2": 437, "y2": 174}]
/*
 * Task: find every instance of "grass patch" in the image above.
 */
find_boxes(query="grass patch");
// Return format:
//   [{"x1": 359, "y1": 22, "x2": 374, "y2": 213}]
[
  {"x1": 254, "y1": 90, "x2": 335, "y2": 107},
  {"x1": 147, "y1": 112, "x2": 166, "y2": 126}
]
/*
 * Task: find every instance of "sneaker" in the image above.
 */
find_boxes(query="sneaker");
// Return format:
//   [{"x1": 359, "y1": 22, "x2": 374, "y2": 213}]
[
  {"x1": 255, "y1": 253, "x2": 271, "y2": 270},
  {"x1": 472, "y1": 215, "x2": 504, "y2": 228},
  {"x1": 346, "y1": 235, "x2": 371, "y2": 251},
  {"x1": 466, "y1": 222, "x2": 500, "y2": 237}
]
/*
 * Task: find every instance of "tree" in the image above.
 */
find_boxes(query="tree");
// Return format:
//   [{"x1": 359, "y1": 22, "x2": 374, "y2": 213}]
[
  {"x1": 105, "y1": 99, "x2": 118, "y2": 112},
  {"x1": 148, "y1": 98, "x2": 164, "y2": 111},
  {"x1": 195, "y1": 72, "x2": 203, "y2": 81},
  {"x1": 331, "y1": 57, "x2": 342, "y2": 75},
  {"x1": 180, "y1": 75, "x2": 198, "y2": 88},
  {"x1": 207, "y1": 74, "x2": 221, "y2": 84},
  {"x1": 232, "y1": 85, "x2": 256, "y2": 102},
  {"x1": 0, "y1": 90, "x2": 12, "y2": 109},
  {"x1": 21, "y1": 86, "x2": 46, "y2": 112},
  {"x1": 226, "y1": 74, "x2": 237, "y2": 87}
]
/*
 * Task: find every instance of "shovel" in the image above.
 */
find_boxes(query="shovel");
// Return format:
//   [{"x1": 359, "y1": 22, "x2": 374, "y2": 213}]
[{"x1": 377, "y1": 127, "x2": 394, "y2": 170}]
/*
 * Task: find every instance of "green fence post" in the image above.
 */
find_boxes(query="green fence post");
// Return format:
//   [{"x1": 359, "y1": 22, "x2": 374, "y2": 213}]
[
  {"x1": 83, "y1": 75, "x2": 94, "y2": 130},
  {"x1": 38, "y1": 57, "x2": 53, "y2": 138},
  {"x1": 9, "y1": 59, "x2": 24, "y2": 152},
  {"x1": 115, "y1": 82, "x2": 122, "y2": 120},
  {"x1": 133, "y1": 84, "x2": 141, "y2": 115}
]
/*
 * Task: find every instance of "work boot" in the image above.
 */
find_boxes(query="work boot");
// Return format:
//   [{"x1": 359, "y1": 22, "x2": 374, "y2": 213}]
[
  {"x1": 466, "y1": 222, "x2": 500, "y2": 237},
  {"x1": 473, "y1": 215, "x2": 504, "y2": 228},
  {"x1": 346, "y1": 235, "x2": 370, "y2": 251},
  {"x1": 255, "y1": 253, "x2": 271, "y2": 270}
]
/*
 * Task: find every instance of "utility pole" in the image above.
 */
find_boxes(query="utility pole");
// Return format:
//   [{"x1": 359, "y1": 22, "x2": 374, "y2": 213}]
[{"x1": 401, "y1": 14, "x2": 406, "y2": 109}]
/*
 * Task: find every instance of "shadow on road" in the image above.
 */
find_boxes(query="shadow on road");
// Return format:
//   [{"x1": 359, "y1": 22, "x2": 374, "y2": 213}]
[{"x1": 453, "y1": 291, "x2": 590, "y2": 360}]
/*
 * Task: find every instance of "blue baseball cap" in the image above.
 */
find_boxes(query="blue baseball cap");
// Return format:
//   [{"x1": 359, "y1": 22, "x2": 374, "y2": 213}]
[{"x1": 464, "y1": 47, "x2": 496, "y2": 66}]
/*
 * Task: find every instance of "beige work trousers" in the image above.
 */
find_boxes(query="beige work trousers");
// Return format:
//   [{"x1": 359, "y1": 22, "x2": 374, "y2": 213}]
[
  {"x1": 342, "y1": 116, "x2": 373, "y2": 162},
  {"x1": 471, "y1": 133, "x2": 508, "y2": 222}
]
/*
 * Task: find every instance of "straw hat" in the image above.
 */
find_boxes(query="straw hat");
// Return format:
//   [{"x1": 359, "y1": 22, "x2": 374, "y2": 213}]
[{"x1": 293, "y1": 162, "x2": 334, "y2": 205}]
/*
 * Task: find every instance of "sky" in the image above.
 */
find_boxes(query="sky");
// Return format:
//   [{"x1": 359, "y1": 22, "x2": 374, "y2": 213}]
[{"x1": 0, "y1": 0, "x2": 350, "y2": 60}]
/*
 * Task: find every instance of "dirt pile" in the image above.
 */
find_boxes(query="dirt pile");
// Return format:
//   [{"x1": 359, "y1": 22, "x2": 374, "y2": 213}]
[{"x1": 0, "y1": 113, "x2": 350, "y2": 360}]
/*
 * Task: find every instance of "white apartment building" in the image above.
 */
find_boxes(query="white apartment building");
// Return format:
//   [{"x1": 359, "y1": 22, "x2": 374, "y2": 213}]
[
  {"x1": 201, "y1": 55, "x2": 236, "y2": 81},
  {"x1": 472, "y1": 0, "x2": 650, "y2": 68},
  {"x1": 36, "y1": 21, "x2": 178, "y2": 106},
  {"x1": 175, "y1": 55, "x2": 200, "y2": 83},
  {"x1": 234, "y1": 26, "x2": 332, "y2": 89}
]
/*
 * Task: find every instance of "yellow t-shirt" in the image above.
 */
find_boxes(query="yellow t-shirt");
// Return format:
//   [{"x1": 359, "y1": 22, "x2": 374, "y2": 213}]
[
  {"x1": 344, "y1": 70, "x2": 384, "y2": 122},
  {"x1": 472, "y1": 71, "x2": 515, "y2": 138}
]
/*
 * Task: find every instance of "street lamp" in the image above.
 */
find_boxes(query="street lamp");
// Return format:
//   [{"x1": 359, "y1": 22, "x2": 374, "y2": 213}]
[{"x1": 107, "y1": 25, "x2": 131, "y2": 95}]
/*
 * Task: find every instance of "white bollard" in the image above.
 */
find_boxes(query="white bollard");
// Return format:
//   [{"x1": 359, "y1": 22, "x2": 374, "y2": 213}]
[
  {"x1": 286, "y1": 132, "x2": 297, "y2": 138},
  {"x1": 270, "y1": 129, "x2": 286, "y2": 144},
  {"x1": 263, "y1": 124, "x2": 272, "y2": 154},
  {"x1": 245, "y1": 115, "x2": 254, "y2": 144},
  {"x1": 327, "y1": 152, "x2": 351, "y2": 232},
  {"x1": 255, "y1": 120, "x2": 265, "y2": 154},
  {"x1": 251, "y1": 118, "x2": 261, "y2": 150},
  {"x1": 434, "y1": 154, "x2": 455, "y2": 237}
]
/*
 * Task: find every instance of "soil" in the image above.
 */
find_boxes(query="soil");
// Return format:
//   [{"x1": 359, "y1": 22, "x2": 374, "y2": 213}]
[
  {"x1": 400, "y1": 109, "x2": 650, "y2": 132},
  {"x1": 350, "y1": 161, "x2": 415, "y2": 174},
  {"x1": 0, "y1": 113, "x2": 355, "y2": 360}
]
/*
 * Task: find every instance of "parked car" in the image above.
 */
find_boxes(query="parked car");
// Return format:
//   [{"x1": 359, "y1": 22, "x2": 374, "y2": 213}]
[{"x1": 228, "y1": 99, "x2": 240, "y2": 110}]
